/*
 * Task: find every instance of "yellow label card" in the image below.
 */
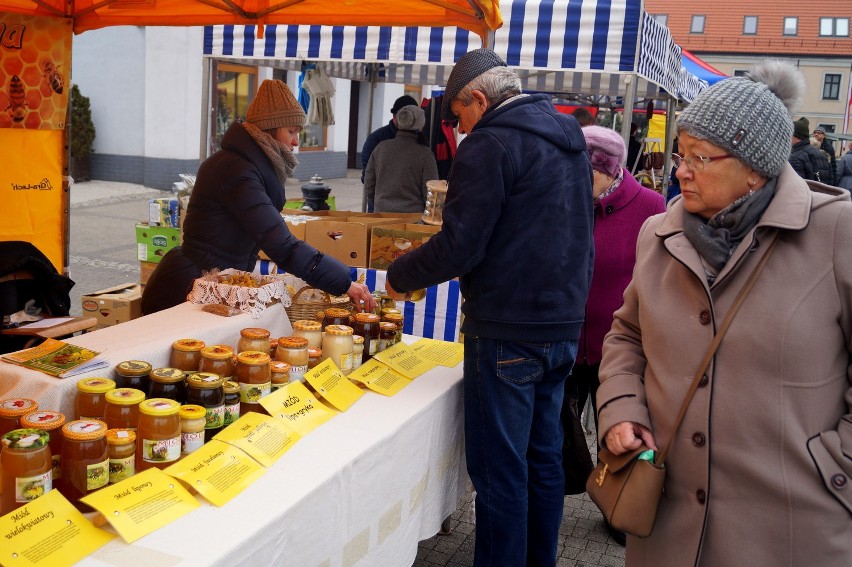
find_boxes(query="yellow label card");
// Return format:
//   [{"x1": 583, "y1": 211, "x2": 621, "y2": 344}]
[
  {"x1": 80, "y1": 468, "x2": 199, "y2": 543},
  {"x1": 261, "y1": 380, "x2": 338, "y2": 436},
  {"x1": 412, "y1": 338, "x2": 465, "y2": 367},
  {"x1": 213, "y1": 411, "x2": 301, "y2": 467},
  {"x1": 163, "y1": 440, "x2": 266, "y2": 507},
  {"x1": 304, "y1": 358, "x2": 365, "y2": 412},
  {"x1": 349, "y1": 357, "x2": 412, "y2": 396},
  {"x1": 373, "y1": 341, "x2": 436, "y2": 379},
  {"x1": 0, "y1": 489, "x2": 113, "y2": 567}
]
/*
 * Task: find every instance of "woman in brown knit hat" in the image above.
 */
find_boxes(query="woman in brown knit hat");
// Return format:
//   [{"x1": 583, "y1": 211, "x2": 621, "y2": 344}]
[{"x1": 142, "y1": 79, "x2": 375, "y2": 314}]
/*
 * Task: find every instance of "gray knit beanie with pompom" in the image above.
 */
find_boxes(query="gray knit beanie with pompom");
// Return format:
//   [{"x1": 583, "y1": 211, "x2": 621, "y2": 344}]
[{"x1": 677, "y1": 60, "x2": 805, "y2": 178}]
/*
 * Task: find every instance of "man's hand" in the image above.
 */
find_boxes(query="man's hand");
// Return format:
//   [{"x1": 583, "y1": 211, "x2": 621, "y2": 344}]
[
  {"x1": 347, "y1": 282, "x2": 376, "y2": 312},
  {"x1": 385, "y1": 279, "x2": 410, "y2": 301}
]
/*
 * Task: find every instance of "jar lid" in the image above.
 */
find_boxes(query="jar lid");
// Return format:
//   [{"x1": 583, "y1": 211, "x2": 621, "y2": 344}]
[
  {"x1": 352, "y1": 335, "x2": 364, "y2": 345},
  {"x1": 2, "y1": 428, "x2": 49, "y2": 450},
  {"x1": 307, "y1": 347, "x2": 322, "y2": 358},
  {"x1": 0, "y1": 398, "x2": 38, "y2": 418},
  {"x1": 187, "y1": 372, "x2": 225, "y2": 389},
  {"x1": 353, "y1": 312, "x2": 379, "y2": 323},
  {"x1": 138, "y1": 398, "x2": 180, "y2": 416},
  {"x1": 325, "y1": 324, "x2": 354, "y2": 336},
  {"x1": 62, "y1": 419, "x2": 108, "y2": 440},
  {"x1": 201, "y1": 345, "x2": 234, "y2": 360},
  {"x1": 105, "y1": 428, "x2": 136, "y2": 446},
  {"x1": 20, "y1": 411, "x2": 66, "y2": 430},
  {"x1": 149, "y1": 367, "x2": 186, "y2": 383},
  {"x1": 383, "y1": 312, "x2": 404, "y2": 322},
  {"x1": 240, "y1": 327, "x2": 270, "y2": 339},
  {"x1": 115, "y1": 360, "x2": 152, "y2": 377},
  {"x1": 105, "y1": 388, "x2": 146, "y2": 405},
  {"x1": 76, "y1": 377, "x2": 116, "y2": 394},
  {"x1": 172, "y1": 338, "x2": 206, "y2": 352},
  {"x1": 270, "y1": 361, "x2": 291, "y2": 374},
  {"x1": 380, "y1": 322, "x2": 398, "y2": 331},
  {"x1": 236, "y1": 350, "x2": 272, "y2": 365},
  {"x1": 314, "y1": 310, "x2": 326, "y2": 322},
  {"x1": 278, "y1": 336, "x2": 308, "y2": 349},
  {"x1": 324, "y1": 307, "x2": 350, "y2": 318},
  {"x1": 179, "y1": 405, "x2": 206, "y2": 420},
  {"x1": 292, "y1": 319, "x2": 322, "y2": 331},
  {"x1": 381, "y1": 307, "x2": 402, "y2": 316},
  {"x1": 222, "y1": 380, "x2": 241, "y2": 394}
]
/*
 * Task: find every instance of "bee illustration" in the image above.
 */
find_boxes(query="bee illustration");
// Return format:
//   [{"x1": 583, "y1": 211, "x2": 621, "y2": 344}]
[
  {"x1": 7, "y1": 74, "x2": 27, "y2": 123},
  {"x1": 42, "y1": 60, "x2": 63, "y2": 94}
]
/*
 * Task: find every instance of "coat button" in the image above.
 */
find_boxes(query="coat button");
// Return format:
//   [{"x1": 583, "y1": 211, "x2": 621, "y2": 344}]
[
  {"x1": 605, "y1": 204, "x2": 614, "y2": 214},
  {"x1": 831, "y1": 474, "x2": 847, "y2": 490},
  {"x1": 692, "y1": 432, "x2": 706, "y2": 447},
  {"x1": 696, "y1": 489, "x2": 706, "y2": 504},
  {"x1": 699, "y1": 311, "x2": 712, "y2": 325},
  {"x1": 698, "y1": 374, "x2": 709, "y2": 387}
]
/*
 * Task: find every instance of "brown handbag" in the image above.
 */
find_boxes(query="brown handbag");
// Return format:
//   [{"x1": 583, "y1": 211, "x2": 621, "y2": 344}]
[{"x1": 586, "y1": 233, "x2": 780, "y2": 538}]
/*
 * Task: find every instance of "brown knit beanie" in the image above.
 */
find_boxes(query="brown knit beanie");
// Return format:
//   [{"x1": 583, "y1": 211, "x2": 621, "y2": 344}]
[{"x1": 246, "y1": 79, "x2": 306, "y2": 131}]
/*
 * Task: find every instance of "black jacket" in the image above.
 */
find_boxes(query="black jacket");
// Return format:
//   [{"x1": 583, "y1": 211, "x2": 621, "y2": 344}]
[{"x1": 790, "y1": 139, "x2": 832, "y2": 184}]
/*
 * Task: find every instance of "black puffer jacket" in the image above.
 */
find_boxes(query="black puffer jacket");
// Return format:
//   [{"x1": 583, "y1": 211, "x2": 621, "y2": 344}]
[{"x1": 789, "y1": 139, "x2": 832, "y2": 184}]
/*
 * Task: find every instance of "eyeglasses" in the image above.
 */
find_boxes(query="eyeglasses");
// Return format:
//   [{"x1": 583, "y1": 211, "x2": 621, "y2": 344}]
[{"x1": 672, "y1": 153, "x2": 734, "y2": 172}]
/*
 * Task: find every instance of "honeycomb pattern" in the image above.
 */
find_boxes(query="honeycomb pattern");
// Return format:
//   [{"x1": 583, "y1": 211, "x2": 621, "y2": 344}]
[{"x1": 0, "y1": 14, "x2": 71, "y2": 130}]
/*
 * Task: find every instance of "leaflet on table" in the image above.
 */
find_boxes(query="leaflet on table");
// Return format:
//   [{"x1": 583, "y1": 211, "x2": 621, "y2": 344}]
[
  {"x1": 164, "y1": 440, "x2": 266, "y2": 507},
  {"x1": 260, "y1": 380, "x2": 338, "y2": 436},
  {"x1": 80, "y1": 468, "x2": 199, "y2": 543},
  {"x1": 303, "y1": 358, "x2": 365, "y2": 411},
  {"x1": 372, "y1": 341, "x2": 436, "y2": 379},
  {"x1": 0, "y1": 338, "x2": 107, "y2": 378},
  {"x1": 0, "y1": 489, "x2": 114, "y2": 567},
  {"x1": 213, "y1": 411, "x2": 301, "y2": 467},
  {"x1": 348, "y1": 358, "x2": 411, "y2": 396},
  {"x1": 411, "y1": 338, "x2": 464, "y2": 367}
]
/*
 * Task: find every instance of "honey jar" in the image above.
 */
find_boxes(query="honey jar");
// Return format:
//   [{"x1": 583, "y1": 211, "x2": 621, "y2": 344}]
[
  {"x1": 60, "y1": 419, "x2": 109, "y2": 512},
  {"x1": 105, "y1": 428, "x2": 136, "y2": 484},
  {"x1": 382, "y1": 311, "x2": 405, "y2": 345},
  {"x1": 379, "y1": 322, "x2": 398, "y2": 352},
  {"x1": 186, "y1": 373, "x2": 225, "y2": 442},
  {"x1": 275, "y1": 336, "x2": 309, "y2": 383},
  {"x1": 114, "y1": 360, "x2": 152, "y2": 391},
  {"x1": 103, "y1": 388, "x2": 145, "y2": 431},
  {"x1": 323, "y1": 307, "x2": 351, "y2": 329},
  {"x1": 352, "y1": 312, "x2": 380, "y2": 362},
  {"x1": 136, "y1": 399, "x2": 181, "y2": 471},
  {"x1": 322, "y1": 324, "x2": 354, "y2": 375},
  {"x1": 20, "y1": 411, "x2": 65, "y2": 482},
  {"x1": 223, "y1": 381, "x2": 241, "y2": 427},
  {"x1": 169, "y1": 338, "x2": 206, "y2": 372},
  {"x1": 148, "y1": 367, "x2": 187, "y2": 404},
  {"x1": 75, "y1": 378, "x2": 116, "y2": 420},
  {"x1": 0, "y1": 398, "x2": 38, "y2": 438},
  {"x1": 1, "y1": 429, "x2": 52, "y2": 514},
  {"x1": 238, "y1": 327, "x2": 272, "y2": 355},
  {"x1": 235, "y1": 351, "x2": 271, "y2": 416},
  {"x1": 292, "y1": 320, "x2": 323, "y2": 349},
  {"x1": 352, "y1": 335, "x2": 365, "y2": 370},
  {"x1": 270, "y1": 362, "x2": 291, "y2": 392},
  {"x1": 179, "y1": 405, "x2": 206, "y2": 455},
  {"x1": 307, "y1": 347, "x2": 322, "y2": 370},
  {"x1": 199, "y1": 345, "x2": 235, "y2": 379}
]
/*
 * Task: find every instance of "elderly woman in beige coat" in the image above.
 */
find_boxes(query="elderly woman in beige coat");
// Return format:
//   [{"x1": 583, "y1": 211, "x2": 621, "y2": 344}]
[{"x1": 597, "y1": 61, "x2": 852, "y2": 566}]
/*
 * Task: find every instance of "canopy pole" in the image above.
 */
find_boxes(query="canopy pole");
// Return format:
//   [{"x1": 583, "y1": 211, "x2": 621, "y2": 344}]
[
  {"x1": 621, "y1": 73, "x2": 637, "y2": 148},
  {"x1": 200, "y1": 57, "x2": 213, "y2": 160},
  {"x1": 662, "y1": 94, "x2": 678, "y2": 200},
  {"x1": 483, "y1": 29, "x2": 496, "y2": 50},
  {"x1": 362, "y1": 64, "x2": 378, "y2": 212}
]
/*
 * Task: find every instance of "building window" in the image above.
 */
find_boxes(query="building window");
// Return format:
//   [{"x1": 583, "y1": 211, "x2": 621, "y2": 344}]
[
  {"x1": 823, "y1": 74, "x2": 841, "y2": 100},
  {"x1": 652, "y1": 14, "x2": 668, "y2": 26},
  {"x1": 820, "y1": 17, "x2": 849, "y2": 37},
  {"x1": 783, "y1": 17, "x2": 798, "y2": 36},
  {"x1": 817, "y1": 124, "x2": 836, "y2": 134},
  {"x1": 743, "y1": 16, "x2": 758, "y2": 35},
  {"x1": 691, "y1": 15, "x2": 706, "y2": 34},
  {"x1": 733, "y1": 70, "x2": 748, "y2": 77},
  {"x1": 211, "y1": 62, "x2": 257, "y2": 155}
]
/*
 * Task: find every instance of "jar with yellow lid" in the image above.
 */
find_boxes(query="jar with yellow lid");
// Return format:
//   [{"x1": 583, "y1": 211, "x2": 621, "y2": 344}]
[
  {"x1": 60, "y1": 419, "x2": 108, "y2": 512},
  {"x1": 235, "y1": 351, "x2": 271, "y2": 416},
  {"x1": 238, "y1": 327, "x2": 271, "y2": 355},
  {"x1": 199, "y1": 345, "x2": 235, "y2": 379},
  {"x1": 322, "y1": 324, "x2": 354, "y2": 374},
  {"x1": 378, "y1": 322, "x2": 398, "y2": 352},
  {"x1": 307, "y1": 348, "x2": 322, "y2": 370},
  {"x1": 0, "y1": 398, "x2": 38, "y2": 438},
  {"x1": 352, "y1": 335, "x2": 365, "y2": 370},
  {"x1": 1, "y1": 429, "x2": 52, "y2": 515},
  {"x1": 352, "y1": 312, "x2": 380, "y2": 361},
  {"x1": 169, "y1": 338, "x2": 206, "y2": 372},
  {"x1": 270, "y1": 362, "x2": 291, "y2": 392},
  {"x1": 275, "y1": 336, "x2": 309, "y2": 383},
  {"x1": 292, "y1": 320, "x2": 322, "y2": 349},
  {"x1": 186, "y1": 373, "x2": 225, "y2": 442},
  {"x1": 323, "y1": 307, "x2": 351, "y2": 329},
  {"x1": 103, "y1": 388, "x2": 146, "y2": 431},
  {"x1": 20, "y1": 411, "x2": 65, "y2": 482},
  {"x1": 75, "y1": 378, "x2": 116, "y2": 420},
  {"x1": 382, "y1": 311, "x2": 404, "y2": 345},
  {"x1": 114, "y1": 360, "x2": 152, "y2": 391},
  {"x1": 105, "y1": 428, "x2": 136, "y2": 484},
  {"x1": 179, "y1": 405, "x2": 206, "y2": 455},
  {"x1": 148, "y1": 367, "x2": 187, "y2": 404},
  {"x1": 223, "y1": 381, "x2": 241, "y2": 426},
  {"x1": 136, "y1": 399, "x2": 181, "y2": 471}
]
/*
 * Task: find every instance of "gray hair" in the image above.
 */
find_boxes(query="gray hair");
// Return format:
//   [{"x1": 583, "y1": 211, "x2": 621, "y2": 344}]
[{"x1": 455, "y1": 66, "x2": 522, "y2": 108}]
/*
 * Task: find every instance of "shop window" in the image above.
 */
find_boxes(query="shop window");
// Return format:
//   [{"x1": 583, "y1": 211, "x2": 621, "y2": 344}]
[
  {"x1": 652, "y1": 14, "x2": 668, "y2": 26},
  {"x1": 299, "y1": 123, "x2": 327, "y2": 150},
  {"x1": 823, "y1": 74, "x2": 841, "y2": 100},
  {"x1": 820, "y1": 17, "x2": 849, "y2": 37},
  {"x1": 733, "y1": 70, "x2": 748, "y2": 77},
  {"x1": 211, "y1": 62, "x2": 257, "y2": 154},
  {"x1": 783, "y1": 17, "x2": 798, "y2": 36},
  {"x1": 743, "y1": 16, "x2": 758, "y2": 35},
  {"x1": 691, "y1": 15, "x2": 706, "y2": 34}
]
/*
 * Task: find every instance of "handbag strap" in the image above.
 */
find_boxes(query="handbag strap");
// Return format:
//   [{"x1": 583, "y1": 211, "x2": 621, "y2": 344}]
[{"x1": 656, "y1": 232, "x2": 780, "y2": 465}]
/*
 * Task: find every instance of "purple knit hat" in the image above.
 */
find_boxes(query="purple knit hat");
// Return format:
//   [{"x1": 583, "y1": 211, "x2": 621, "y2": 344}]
[{"x1": 582, "y1": 125, "x2": 626, "y2": 178}]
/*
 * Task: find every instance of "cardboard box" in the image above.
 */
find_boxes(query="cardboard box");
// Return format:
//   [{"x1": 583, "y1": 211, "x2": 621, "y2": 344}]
[
  {"x1": 305, "y1": 216, "x2": 402, "y2": 267},
  {"x1": 81, "y1": 283, "x2": 142, "y2": 330},
  {"x1": 140, "y1": 261, "x2": 157, "y2": 288},
  {"x1": 369, "y1": 223, "x2": 441, "y2": 270},
  {"x1": 149, "y1": 198, "x2": 179, "y2": 227},
  {"x1": 135, "y1": 223, "x2": 181, "y2": 263}
]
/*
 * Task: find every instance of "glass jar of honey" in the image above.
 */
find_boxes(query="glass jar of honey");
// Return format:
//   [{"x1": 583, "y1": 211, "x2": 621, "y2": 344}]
[
  {"x1": 323, "y1": 307, "x2": 351, "y2": 329},
  {"x1": 307, "y1": 347, "x2": 322, "y2": 370},
  {"x1": 60, "y1": 419, "x2": 109, "y2": 512},
  {"x1": 382, "y1": 311, "x2": 404, "y2": 345},
  {"x1": 314, "y1": 309, "x2": 326, "y2": 326},
  {"x1": 0, "y1": 398, "x2": 38, "y2": 438},
  {"x1": 275, "y1": 336, "x2": 309, "y2": 383},
  {"x1": 235, "y1": 351, "x2": 271, "y2": 416},
  {"x1": 199, "y1": 345, "x2": 235, "y2": 379},
  {"x1": 223, "y1": 381, "x2": 241, "y2": 427},
  {"x1": 352, "y1": 312, "x2": 380, "y2": 362},
  {"x1": 169, "y1": 338, "x2": 206, "y2": 372},
  {"x1": 136, "y1": 399, "x2": 181, "y2": 471},
  {"x1": 20, "y1": 411, "x2": 65, "y2": 482},
  {"x1": 292, "y1": 320, "x2": 323, "y2": 349},
  {"x1": 75, "y1": 378, "x2": 116, "y2": 420},
  {"x1": 270, "y1": 362, "x2": 291, "y2": 392},
  {"x1": 322, "y1": 324, "x2": 354, "y2": 374},
  {"x1": 105, "y1": 428, "x2": 136, "y2": 484},
  {"x1": 179, "y1": 405, "x2": 206, "y2": 456},
  {"x1": 1, "y1": 429, "x2": 52, "y2": 515},
  {"x1": 352, "y1": 335, "x2": 365, "y2": 370},
  {"x1": 379, "y1": 322, "x2": 398, "y2": 352},
  {"x1": 148, "y1": 368, "x2": 187, "y2": 404},
  {"x1": 185, "y1": 373, "x2": 225, "y2": 442},
  {"x1": 103, "y1": 388, "x2": 145, "y2": 431},
  {"x1": 238, "y1": 327, "x2": 271, "y2": 355},
  {"x1": 114, "y1": 360, "x2": 152, "y2": 391}
]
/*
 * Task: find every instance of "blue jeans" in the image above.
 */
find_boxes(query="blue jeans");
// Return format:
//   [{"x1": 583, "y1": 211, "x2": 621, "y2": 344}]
[{"x1": 464, "y1": 336, "x2": 578, "y2": 567}]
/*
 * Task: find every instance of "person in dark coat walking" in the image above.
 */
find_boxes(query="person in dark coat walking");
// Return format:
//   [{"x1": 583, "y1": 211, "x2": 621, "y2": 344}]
[
  {"x1": 789, "y1": 117, "x2": 832, "y2": 183},
  {"x1": 813, "y1": 126, "x2": 837, "y2": 185},
  {"x1": 359, "y1": 94, "x2": 419, "y2": 186}
]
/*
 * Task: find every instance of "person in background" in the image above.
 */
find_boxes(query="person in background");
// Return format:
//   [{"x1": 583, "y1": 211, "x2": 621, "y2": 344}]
[
  {"x1": 360, "y1": 94, "x2": 419, "y2": 187},
  {"x1": 385, "y1": 48, "x2": 594, "y2": 567},
  {"x1": 560, "y1": 125, "x2": 665, "y2": 547},
  {"x1": 572, "y1": 106, "x2": 595, "y2": 127},
  {"x1": 789, "y1": 117, "x2": 832, "y2": 183},
  {"x1": 837, "y1": 140, "x2": 852, "y2": 191},
  {"x1": 364, "y1": 105, "x2": 438, "y2": 213},
  {"x1": 597, "y1": 60, "x2": 852, "y2": 566},
  {"x1": 141, "y1": 79, "x2": 375, "y2": 315},
  {"x1": 813, "y1": 127, "x2": 837, "y2": 185},
  {"x1": 626, "y1": 121, "x2": 643, "y2": 174}
]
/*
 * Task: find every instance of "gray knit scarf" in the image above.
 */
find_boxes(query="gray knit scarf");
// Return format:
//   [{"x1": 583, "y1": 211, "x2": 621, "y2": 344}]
[
  {"x1": 242, "y1": 121, "x2": 298, "y2": 188},
  {"x1": 682, "y1": 176, "x2": 777, "y2": 283}
]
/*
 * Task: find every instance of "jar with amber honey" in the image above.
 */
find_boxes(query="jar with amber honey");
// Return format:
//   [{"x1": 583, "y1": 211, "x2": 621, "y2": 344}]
[
  {"x1": 75, "y1": 378, "x2": 115, "y2": 420},
  {"x1": 1, "y1": 429, "x2": 52, "y2": 515},
  {"x1": 235, "y1": 351, "x2": 271, "y2": 415},
  {"x1": 179, "y1": 405, "x2": 206, "y2": 455},
  {"x1": 379, "y1": 322, "x2": 398, "y2": 352},
  {"x1": 352, "y1": 312, "x2": 380, "y2": 362},
  {"x1": 148, "y1": 368, "x2": 187, "y2": 404},
  {"x1": 114, "y1": 360, "x2": 152, "y2": 391},
  {"x1": 186, "y1": 373, "x2": 225, "y2": 442},
  {"x1": 307, "y1": 348, "x2": 322, "y2": 370},
  {"x1": 199, "y1": 345, "x2": 235, "y2": 379},
  {"x1": 323, "y1": 307, "x2": 351, "y2": 329},
  {"x1": 275, "y1": 336, "x2": 309, "y2": 383},
  {"x1": 169, "y1": 338, "x2": 206, "y2": 372},
  {"x1": 20, "y1": 411, "x2": 65, "y2": 483},
  {"x1": 223, "y1": 381, "x2": 241, "y2": 426},
  {"x1": 292, "y1": 320, "x2": 322, "y2": 349},
  {"x1": 105, "y1": 428, "x2": 136, "y2": 484},
  {"x1": 60, "y1": 419, "x2": 108, "y2": 512},
  {"x1": 238, "y1": 328, "x2": 271, "y2": 355},
  {"x1": 322, "y1": 325, "x2": 354, "y2": 374},
  {"x1": 103, "y1": 388, "x2": 145, "y2": 431},
  {"x1": 270, "y1": 362, "x2": 291, "y2": 392},
  {"x1": 382, "y1": 311, "x2": 404, "y2": 345},
  {"x1": 0, "y1": 398, "x2": 38, "y2": 438},
  {"x1": 136, "y1": 399, "x2": 181, "y2": 471}
]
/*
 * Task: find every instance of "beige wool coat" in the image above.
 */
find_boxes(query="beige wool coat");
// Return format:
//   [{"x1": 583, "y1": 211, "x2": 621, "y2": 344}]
[{"x1": 597, "y1": 164, "x2": 852, "y2": 567}]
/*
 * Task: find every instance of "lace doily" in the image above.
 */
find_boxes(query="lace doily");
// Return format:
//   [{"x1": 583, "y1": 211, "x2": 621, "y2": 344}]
[{"x1": 187, "y1": 269, "x2": 292, "y2": 319}]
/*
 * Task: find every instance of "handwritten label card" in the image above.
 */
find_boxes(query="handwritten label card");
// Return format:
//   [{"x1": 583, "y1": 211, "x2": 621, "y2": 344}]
[
  {"x1": 373, "y1": 341, "x2": 436, "y2": 379},
  {"x1": 412, "y1": 338, "x2": 464, "y2": 367},
  {"x1": 164, "y1": 440, "x2": 266, "y2": 507},
  {"x1": 304, "y1": 358, "x2": 365, "y2": 412},
  {"x1": 80, "y1": 468, "x2": 199, "y2": 543},
  {"x1": 213, "y1": 411, "x2": 301, "y2": 467},
  {"x1": 260, "y1": 380, "x2": 338, "y2": 436},
  {"x1": 0, "y1": 489, "x2": 113, "y2": 567},
  {"x1": 348, "y1": 358, "x2": 411, "y2": 396}
]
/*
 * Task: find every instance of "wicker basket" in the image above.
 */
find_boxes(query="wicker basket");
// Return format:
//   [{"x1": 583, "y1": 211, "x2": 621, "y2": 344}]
[{"x1": 284, "y1": 286, "x2": 352, "y2": 326}]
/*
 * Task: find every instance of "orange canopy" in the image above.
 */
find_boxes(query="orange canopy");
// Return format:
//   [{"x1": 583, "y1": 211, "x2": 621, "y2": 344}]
[{"x1": 0, "y1": 0, "x2": 503, "y2": 40}]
